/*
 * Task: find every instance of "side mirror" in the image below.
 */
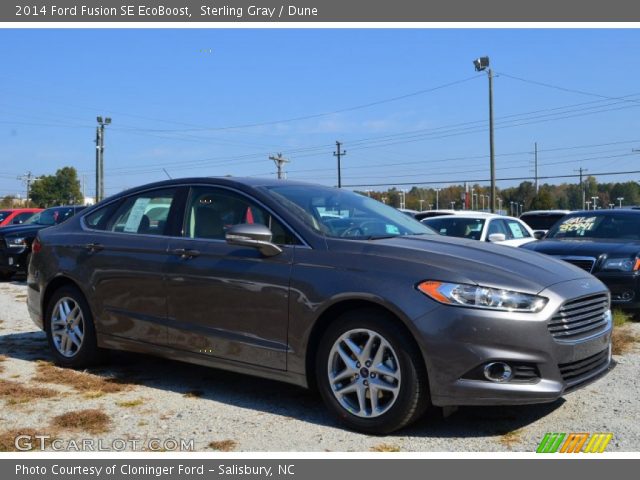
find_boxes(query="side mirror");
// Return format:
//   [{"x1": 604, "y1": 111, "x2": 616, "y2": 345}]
[
  {"x1": 533, "y1": 231, "x2": 546, "y2": 240},
  {"x1": 225, "y1": 223, "x2": 283, "y2": 257},
  {"x1": 488, "y1": 233, "x2": 506, "y2": 243}
]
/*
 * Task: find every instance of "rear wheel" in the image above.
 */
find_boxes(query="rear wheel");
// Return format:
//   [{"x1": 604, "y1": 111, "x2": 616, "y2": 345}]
[
  {"x1": 316, "y1": 310, "x2": 430, "y2": 434},
  {"x1": 45, "y1": 285, "x2": 103, "y2": 368}
]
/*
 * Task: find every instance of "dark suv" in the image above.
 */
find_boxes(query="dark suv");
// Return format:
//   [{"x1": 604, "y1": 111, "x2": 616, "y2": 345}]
[{"x1": 0, "y1": 205, "x2": 86, "y2": 280}]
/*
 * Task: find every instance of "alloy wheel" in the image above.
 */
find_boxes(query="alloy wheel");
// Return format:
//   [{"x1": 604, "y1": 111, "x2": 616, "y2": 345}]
[
  {"x1": 50, "y1": 297, "x2": 85, "y2": 358},
  {"x1": 327, "y1": 328, "x2": 401, "y2": 418}
]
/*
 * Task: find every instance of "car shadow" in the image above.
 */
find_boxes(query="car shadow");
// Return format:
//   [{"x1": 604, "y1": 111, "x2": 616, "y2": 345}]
[{"x1": 0, "y1": 330, "x2": 563, "y2": 438}]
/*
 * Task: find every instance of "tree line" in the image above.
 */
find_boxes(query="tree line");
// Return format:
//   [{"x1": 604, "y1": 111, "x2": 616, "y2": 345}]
[
  {"x1": 1, "y1": 167, "x2": 83, "y2": 208},
  {"x1": 361, "y1": 177, "x2": 640, "y2": 213}
]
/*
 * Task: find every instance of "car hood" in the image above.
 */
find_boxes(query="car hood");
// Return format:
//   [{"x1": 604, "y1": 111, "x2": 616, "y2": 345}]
[
  {"x1": 337, "y1": 235, "x2": 594, "y2": 294},
  {"x1": 522, "y1": 238, "x2": 640, "y2": 257},
  {"x1": 0, "y1": 223, "x2": 48, "y2": 236}
]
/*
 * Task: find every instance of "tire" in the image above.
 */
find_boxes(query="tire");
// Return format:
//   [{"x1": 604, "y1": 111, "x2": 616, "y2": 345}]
[
  {"x1": 316, "y1": 309, "x2": 430, "y2": 434},
  {"x1": 44, "y1": 285, "x2": 104, "y2": 368},
  {"x1": 0, "y1": 271, "x2": 15, "y2": 282}
]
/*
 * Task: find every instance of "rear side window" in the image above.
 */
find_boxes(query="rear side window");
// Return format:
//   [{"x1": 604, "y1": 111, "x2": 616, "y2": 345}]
[
  {"x1": 505, "y1": 219, "x2": 531, "y2": 239},
  {"x1": 106, "y1": 188, "x2": 177, "y2": 236}
]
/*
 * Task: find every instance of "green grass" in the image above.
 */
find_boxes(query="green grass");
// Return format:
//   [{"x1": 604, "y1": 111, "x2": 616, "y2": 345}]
[{"x1": 613, "y1": 309, "x2": 633, "y2": 327}]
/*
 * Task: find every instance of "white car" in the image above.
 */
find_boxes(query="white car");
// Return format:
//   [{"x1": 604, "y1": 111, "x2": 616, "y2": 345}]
[{"x1": 422, "y1": 212, "x2": 537, "y2": 247}]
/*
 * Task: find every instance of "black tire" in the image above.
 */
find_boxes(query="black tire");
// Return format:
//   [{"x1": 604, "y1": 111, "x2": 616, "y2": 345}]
[
  {"x1": 0, "y1": 271, "x2": 15, "y2": 282},
  {"x1": 44, "y1": 285, "x2": 104, "y2": 368},
  {"x1": 316, "y1": 309, "x2": 430, "y2": 434}
]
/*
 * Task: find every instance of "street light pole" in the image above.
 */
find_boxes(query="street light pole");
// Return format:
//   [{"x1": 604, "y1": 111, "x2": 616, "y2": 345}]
[
  {"x1": 435, "y1": 188, "x2": 440, "y2": 210},
  {"x1": 592, "y1": 196, "x2": 598, "y2": 210},
  {"x1": 473, "y1": 56, "x2": 496, "y2": 213},
  {"x1": 617, "y1": 197, "x2": 624, "y2": 208}
]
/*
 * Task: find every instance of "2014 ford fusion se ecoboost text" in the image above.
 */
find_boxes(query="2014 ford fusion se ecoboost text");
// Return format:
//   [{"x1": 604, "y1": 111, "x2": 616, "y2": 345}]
[{"x1": 26, "y1": 178, "x2": 613, "y2": 433}]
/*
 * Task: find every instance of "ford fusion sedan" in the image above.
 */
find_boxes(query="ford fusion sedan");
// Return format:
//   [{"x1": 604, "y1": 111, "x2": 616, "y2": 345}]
[
  {"x1": 0, "y1": 205, "x2": 85, "y2": 281},
  {"x1": 422, "y1": 212, "x2": 536, "y2": 247},
  {"x1": 522, "y1": 209, "x2": 640, "y2": 309},
  {"x1": 28, "y1": 178, "x2": 612, "y2": 433}
]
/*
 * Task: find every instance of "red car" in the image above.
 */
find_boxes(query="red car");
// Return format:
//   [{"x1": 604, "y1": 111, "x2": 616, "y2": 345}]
[{"x1": 0, "y1": 208, "x2": 42, "y2": 227}]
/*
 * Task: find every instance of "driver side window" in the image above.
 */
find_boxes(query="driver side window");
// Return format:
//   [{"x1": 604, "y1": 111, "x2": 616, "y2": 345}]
[{"x1": 185, "y1": 187, "x2": 299, "y2": 245}]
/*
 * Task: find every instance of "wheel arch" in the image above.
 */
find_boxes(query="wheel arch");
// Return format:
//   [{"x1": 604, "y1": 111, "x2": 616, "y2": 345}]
[{"x1": 41, "y1": 274, "x2": 91, "y2": 328}]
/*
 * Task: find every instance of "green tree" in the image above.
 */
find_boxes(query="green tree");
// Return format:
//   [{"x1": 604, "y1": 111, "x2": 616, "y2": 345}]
[{"x1": 30, "y1": 167, "x2": 83, "y2": 208}]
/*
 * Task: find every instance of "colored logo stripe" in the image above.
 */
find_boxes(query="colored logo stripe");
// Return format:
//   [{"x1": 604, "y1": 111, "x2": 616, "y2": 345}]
[{"x1": 536, "y1": 433, "x2": 613, "y2": 453}]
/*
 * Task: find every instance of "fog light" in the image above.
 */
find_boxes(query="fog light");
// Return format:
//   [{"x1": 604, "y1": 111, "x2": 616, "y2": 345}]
[{"x1": 483, "y1": 362, "x2": 513, "y2": 383}]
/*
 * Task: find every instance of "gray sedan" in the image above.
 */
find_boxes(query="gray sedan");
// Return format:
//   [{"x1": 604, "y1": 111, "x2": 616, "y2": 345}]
[{"x1": 27, "y1": 178, "x2": 612, "y2": 433}]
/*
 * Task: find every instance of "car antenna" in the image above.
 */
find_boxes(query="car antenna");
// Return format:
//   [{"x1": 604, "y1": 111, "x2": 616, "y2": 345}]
[{"x1": 162, "y1": 168, "x2": 172, "y2": 179}]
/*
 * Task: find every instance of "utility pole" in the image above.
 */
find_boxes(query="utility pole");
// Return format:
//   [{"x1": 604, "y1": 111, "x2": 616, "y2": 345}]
[
  {"x1": 435, "y1": 188, "x2": 440, "y2": 210},
  {"x1": 333, "y1": 141, "x2": 346, "y2": 188},
  {"x1": 534, "y1": 142, "x2": 539, "y2": 193},
  {"x1": 575, "y1": 167, "x2": 587, "y2": 211},
  {"x1": 474, "y1": 57, "x2": 496, "y2": 213},
  {"x1": 269, "y1": 153, "x2": 290, "y2": 180},
  {"x1": 96, "y1": 116, "x2": 111, "y2": 203},
  {"x1": 17, "y1": 171, "x2": 38, "y2": 207}
]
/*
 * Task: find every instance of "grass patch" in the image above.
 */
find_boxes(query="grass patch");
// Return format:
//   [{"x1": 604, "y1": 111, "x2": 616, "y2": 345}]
[
  {"x1": 370, "y1": 443, "x2": 401, "y2": 452},
  {"x1": 612, "y1": 326, "x2": 639, "y2": 355},
  {"x1": 116, "y1": 398, "x2": 145, "y2": 408},
  {"x1": 498, "y1": 429, "x2": 523, "y2": 449},
  {"x1": 183, "y1": 390, "x2": 204, "y2": 398},
  {"x1": 34, "y1": 361, "x2": 130, "y2": 395},
  {"x1": 208, "y1": 439, "x2": 237, "y2": 452},
  {"x1": 0, "y1": 379, "x2": 57, "y2": 405},
  {"x1": 51, "y1": 409, "x2": 111, "y2": 434},
  {"x1": 613, "y1": 309, "x2": 633, "y2": 327}
]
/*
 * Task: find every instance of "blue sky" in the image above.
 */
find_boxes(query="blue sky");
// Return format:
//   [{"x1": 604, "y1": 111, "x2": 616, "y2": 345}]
[{"x1": 1, "y1": 28, "x2": 640, "y2": 199}]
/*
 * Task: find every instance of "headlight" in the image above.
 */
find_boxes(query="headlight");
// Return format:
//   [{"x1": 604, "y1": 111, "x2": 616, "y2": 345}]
[
  {"x1": 602, "y1": 257, "x2": 640, "y2": 272},
  {"x1": 5, "y1": 236, "x2": 27, "y2": 248},
  {"x1": 417, "y1": 280, "x2": 548, "y2": 313}
]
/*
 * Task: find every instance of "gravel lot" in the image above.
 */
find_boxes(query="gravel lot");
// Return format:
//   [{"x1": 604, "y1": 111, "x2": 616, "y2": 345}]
[{"x1": 1, "y1": 279, "x2": 639, "y2": 452}]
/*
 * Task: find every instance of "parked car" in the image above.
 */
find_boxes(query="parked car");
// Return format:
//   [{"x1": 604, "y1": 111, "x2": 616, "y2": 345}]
[
  {"x1": 0, "y1": 208, "x2": 42, "y2": 228},
  {"x1": 28, "y1": 178, "x2": 612, "y2": 433},
  {"x1": 519, "y1": 210, "x2": 572, "y2": 238},
  {"x1": 522, "y1": 209, "x2": 640, "y2": 309},
  {"x1": 422, "y1": 212, "x2": 537, "y2": 247},
  {"x1": 0, "y1": 205, "x2": 85, "y2": 280},
  {"x1": 397, "y1": 208, "x2": 420, "y2": 218}
]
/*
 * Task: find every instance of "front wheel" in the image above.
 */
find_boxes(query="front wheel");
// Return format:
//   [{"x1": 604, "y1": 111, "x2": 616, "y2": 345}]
[
  {"x1": 45, "y1": 285, "x2": 104, "y2": 368},
  {"x1": 316, "y1": 310, "x2": 430, "y2": 434}
]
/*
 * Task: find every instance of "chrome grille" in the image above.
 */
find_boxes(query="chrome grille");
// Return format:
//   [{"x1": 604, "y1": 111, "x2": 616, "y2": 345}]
[
  {"x1": 548, "y1": 293, "x2": 610, "y2": 341},
  {"x1": 559, "y1": 257, "x2": 596, "y2": 273},
  {"x1": 559, "y1": 348, "x2": 610, "y2": 390}
]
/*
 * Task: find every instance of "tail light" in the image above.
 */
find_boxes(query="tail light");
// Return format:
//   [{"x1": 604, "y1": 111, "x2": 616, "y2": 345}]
[{"x1": 32, "y1": 237, "x2": 42, "y2": 254}]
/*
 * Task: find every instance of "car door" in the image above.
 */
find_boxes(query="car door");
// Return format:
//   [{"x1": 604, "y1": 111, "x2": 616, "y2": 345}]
[
  {"x1": 76, "y1": 187, "x2": 184, "y2": 346},
  {"x1": 165, "y1": 186, "x2": 297, "y2": 370}
]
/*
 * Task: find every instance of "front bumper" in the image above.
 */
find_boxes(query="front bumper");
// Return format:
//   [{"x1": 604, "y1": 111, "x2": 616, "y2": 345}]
[
  {"x1": 414, "y1": 277, "x2": 613, "y2": 406},
  {"x1": 0, "y1": 247, "x2": 29, "y2": 274},
  {"x1": 594, "y1": 271, "x2": 640, "y2": 309}
]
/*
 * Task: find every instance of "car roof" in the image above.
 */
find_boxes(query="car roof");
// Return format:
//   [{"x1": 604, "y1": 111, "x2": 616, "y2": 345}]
[
  {"x1": 520, "y1": 210, "x2": 572, "y2": 215},
  {"x1": 424, "y1": 213, "x2": 524, "y2": 221}
]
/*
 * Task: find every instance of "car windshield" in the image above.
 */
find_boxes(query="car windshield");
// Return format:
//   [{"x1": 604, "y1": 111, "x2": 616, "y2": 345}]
[
  {"x1": 23, "y1": 212, "x2": 41, "y2": 224},
  {"x1": 546, "y1": 213, "x2": 640, "y2": 240},
  {"x1": 0, "y1": 210, "x2": 11, "y2": 222},
  {"x1": 520, "y1": 213, "x2": 567, "y2": 231},
  {"x1": 32, "y1": 208, "x2": 73, "y2": 226},
  {"x1": 424, "y1": 217, "x2": 486, "y2": 240},
  {"x1": 263, "y1": 185, "x2": 435, "y2": 239}
]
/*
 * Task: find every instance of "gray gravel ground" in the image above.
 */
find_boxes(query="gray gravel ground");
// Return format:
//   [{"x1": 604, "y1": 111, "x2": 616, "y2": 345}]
[{"x1": 1, "y1": 279, "x2": 639, "y2": 452}]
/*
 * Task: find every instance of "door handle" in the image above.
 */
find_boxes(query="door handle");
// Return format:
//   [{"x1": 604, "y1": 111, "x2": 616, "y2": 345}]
[
  {"x1": 85, "y1": 242, "x2": 104, "y2": 252},
  {"x1": 170, "y1": 248, "x2": 200, "y2": 259}
]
